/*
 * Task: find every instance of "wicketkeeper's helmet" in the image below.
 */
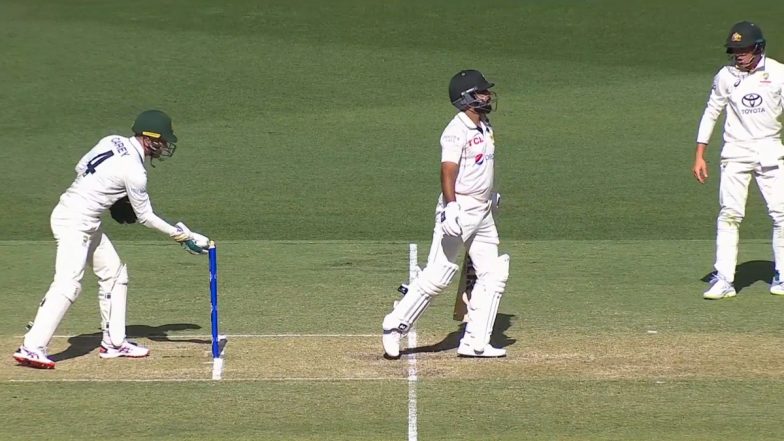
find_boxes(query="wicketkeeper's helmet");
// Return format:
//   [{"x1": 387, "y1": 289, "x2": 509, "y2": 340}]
[
  {"x1": 132, "y1": 110, "x2": 177, "y2": 158},
  {"x1": 449, "y1": 69, "x2": 495, "y2": 113}
]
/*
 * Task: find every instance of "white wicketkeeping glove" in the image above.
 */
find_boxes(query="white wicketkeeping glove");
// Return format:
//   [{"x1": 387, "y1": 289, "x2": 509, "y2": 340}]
[
  {"x1": 441, "y1": 202, "x2": 462, "y2": 237},
  {"x1": 171, "y1": 222, "x2": 193, "y2": 243},
  {"x1": 182, "y1": 232, "x2": 210, "y2": 255}
]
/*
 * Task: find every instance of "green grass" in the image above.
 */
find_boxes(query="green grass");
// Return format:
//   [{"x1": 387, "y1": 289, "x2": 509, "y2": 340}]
[
  {"x1": 3, "y1": 240, "x2": 784, "y2": 440},
  {"x1": 3, "y1": 0, "x2": 784, "y2": 439}
]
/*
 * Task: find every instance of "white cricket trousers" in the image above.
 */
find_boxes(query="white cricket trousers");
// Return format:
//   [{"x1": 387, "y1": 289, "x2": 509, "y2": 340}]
[
  {"x1": 714, "y1": 159, "x2": 784, "y2": 282},
  {"x1": 428, "y1": 194, "x2": 500, "y2": 276},
  {"x1": 23, "y1": 204, "x2": 122, "y2": 349}
]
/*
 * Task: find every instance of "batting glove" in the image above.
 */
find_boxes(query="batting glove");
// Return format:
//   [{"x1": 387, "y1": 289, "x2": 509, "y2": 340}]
[
  {"x1": 441, "y1": 202, "x2": 462, "y2": 237},
  {"x1": 491, "y1": 192, "x2": 501, "y2": 213}
]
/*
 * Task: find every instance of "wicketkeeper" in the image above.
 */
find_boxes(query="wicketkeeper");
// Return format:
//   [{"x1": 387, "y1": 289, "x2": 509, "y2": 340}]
[
  {"x1": 693, "y1": 21, "x2": 784, "y2": 299},
  {"x1": 13, "y1": 110, "x2": 210, "y2": 369},
  {"x1": 382, "y1": 69, "x2": 509, "y2": 358}
]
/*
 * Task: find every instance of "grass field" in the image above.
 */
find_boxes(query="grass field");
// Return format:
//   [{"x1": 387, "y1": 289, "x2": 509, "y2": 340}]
[{"x1": 2, "y1": 1, "x2": 784, "y2": 440}]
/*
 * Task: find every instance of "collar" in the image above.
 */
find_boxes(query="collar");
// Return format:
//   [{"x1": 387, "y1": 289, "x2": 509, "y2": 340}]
[
  {"x1": 732, "y1": 54, "x2": 767, "y2": 75},
  {"x1": 127, "y1": 136, "x2": 147, "y2": 165},
  {"x1": 457, "y1": 111, "x2": 488, "y2": 132},
  {"x1": 752, "y1": 55, "x2": 767, "y2": 73}
]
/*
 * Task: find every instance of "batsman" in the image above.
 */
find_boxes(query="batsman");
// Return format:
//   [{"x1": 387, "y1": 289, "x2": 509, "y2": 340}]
[{"x1": 382, "y1": 69, "x2": 509, "y2": 359}]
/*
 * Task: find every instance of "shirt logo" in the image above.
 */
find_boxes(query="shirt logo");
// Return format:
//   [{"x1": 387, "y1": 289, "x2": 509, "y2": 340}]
[
  {"x1": 474, "y1": 153, "x2": 494, "y2": 165},
  {"x1": 467, "y1": 135, "x2": 484, "y2": 147},
  {"x1": 742, "y1": 93, "x2": 762, "y2": 107},
  {"x1": 741, "y1": 93, "x2": 765, "y2": 114}
]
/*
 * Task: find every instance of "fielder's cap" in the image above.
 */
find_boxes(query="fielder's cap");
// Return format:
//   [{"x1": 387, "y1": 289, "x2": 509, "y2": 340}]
[
  {"x1": 132, "y1": 109, "x2": 177, "y2": 143},
  {"x1": 725, "y1": 21, "x2": 765, "y2": 51}
]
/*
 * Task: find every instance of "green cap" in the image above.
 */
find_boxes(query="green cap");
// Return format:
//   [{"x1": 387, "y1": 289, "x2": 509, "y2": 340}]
[{"x1": 132, "y1": 110, "x2": 177, "y2": 143}]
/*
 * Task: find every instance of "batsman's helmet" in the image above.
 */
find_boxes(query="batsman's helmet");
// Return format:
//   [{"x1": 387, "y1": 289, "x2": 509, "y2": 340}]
[
  {"x1": 449, "y1": 69, "x2": 495, "y2": 113},
  {"x1": 725, "y1": 21, "x2": 766, "y2": 54}
]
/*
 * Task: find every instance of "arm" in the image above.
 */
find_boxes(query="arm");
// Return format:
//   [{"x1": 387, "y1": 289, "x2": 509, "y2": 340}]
[
  {"x1": 439, "y1": 131, "x2": 464, "y2": 236},
  {"x1": 696, "y1": 71, "x2": 730, "y2": 145},
  {"x1": 441, "y1": 161, "x2": 459, "y2": 203},
  {"x1": 693, "y1": 71, "x2": 729, "y2": 183},
  {"x1": 693, "y1": 143, "x2": 709, "y2": 184},
  {"x1": 125, "y1": 170, "x2": 179, "y2": 236}
]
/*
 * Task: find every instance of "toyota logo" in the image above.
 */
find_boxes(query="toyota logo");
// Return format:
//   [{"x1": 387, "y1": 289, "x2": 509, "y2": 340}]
[{"x1": 742, "y1": 93, "x2": 763, "y2": 108}]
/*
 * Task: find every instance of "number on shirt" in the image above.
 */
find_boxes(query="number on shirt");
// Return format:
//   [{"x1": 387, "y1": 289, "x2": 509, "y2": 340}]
[{"x1": 83, "y1": 151, "x2": 115, "y2": 176}]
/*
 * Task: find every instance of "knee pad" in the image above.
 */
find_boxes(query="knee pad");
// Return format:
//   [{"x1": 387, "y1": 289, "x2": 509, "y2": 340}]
[
  {"x1": 49, "y1": 279, "x2": 82, "y2": 303},
  {"x1": 417, "y1": 260, "x2": 459, "y2": 297},
  {"x1": 116, "y1": 264, "x2": 129, "y2": 284},
  {"x1": 383, "y1": 260, "x2": 459, "y2": 333},
  {"x1": 484, "y1": 254, "x2": 510, "y2": 294}
]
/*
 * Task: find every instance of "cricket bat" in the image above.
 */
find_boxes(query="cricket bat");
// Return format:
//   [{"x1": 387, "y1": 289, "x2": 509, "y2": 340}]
[{"x1": 452, "y1": 252, "x2": 477, "y2": 322}]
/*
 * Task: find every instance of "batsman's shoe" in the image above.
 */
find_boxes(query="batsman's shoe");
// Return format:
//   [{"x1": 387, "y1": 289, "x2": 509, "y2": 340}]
[
  {"x1": 771, "y1": 274, "x2": 784, "y2": 295},
  {"x1": 703, "y1": 275, "x2": 736, "y2": 300},
  {"x1": 382, "y1": 330, "x2": 402, "y2": 359},
  {"x1": 99, "y1": 340, "x2": 150, "y2": 359},
  {"x1": 13, "y1": 346, "x2": 55, "y2": 369},
  {"x1": 457, "y1": 341, "x2": 506, "y2": 358}
]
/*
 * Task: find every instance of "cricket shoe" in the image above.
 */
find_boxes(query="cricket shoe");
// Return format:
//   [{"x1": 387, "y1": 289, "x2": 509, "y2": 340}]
[
  {"x1": 457, "y1": 341, "x2": 506, "y2": 358},
  {"x1": 13, "y1": 346, "x2": 55, "y2": 369},
  {"x1": 382, "y1": 329, "x2": 402, "y2": 360},
  {"x1": 99, "y1": 340, "x2": 150, "y2": 359},
  {"x1": 703, "y1": 274, "x2": 736, "y2": 300},
  {"x1": 771, "y1": 273, "x2": 784, "y2": 296}
]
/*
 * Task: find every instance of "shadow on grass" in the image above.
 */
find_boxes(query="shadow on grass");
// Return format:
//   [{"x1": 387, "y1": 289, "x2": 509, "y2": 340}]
[
  {"x1": 49, "y1": 323, "x2": 205, "y2": 362},
  {"x1": 701, "y1": 260, "x2": 774, "y2": 293},
  {"x1": 403, "y1": 313, "x2": 516, "y2": 355}
]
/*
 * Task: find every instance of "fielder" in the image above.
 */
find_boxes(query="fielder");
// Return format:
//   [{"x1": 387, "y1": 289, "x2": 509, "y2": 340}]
[
  {"x1": 13, "y1": 110, "x2": 210, "y2": 369},
  {"x1": 382, "y1": 69, "x2": 509, "y2": 359},
  {"x1": 693, "y1": 21, "x2": 784, "y2": 299}
]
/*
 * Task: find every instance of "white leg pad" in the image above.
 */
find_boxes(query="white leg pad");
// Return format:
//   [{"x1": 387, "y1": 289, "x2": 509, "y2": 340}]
[
  {"x1": 24, "y1": 280, "x2": 81, "y2": 349},
  {"x1": 383, "y1": 260, "x2": 459, "y2": 333},
  {"x1": 463, "y1": 254, "x2": 509, "y2": 352},
  {"x1": 107, "y1": 264, "x2": 129, "y2": 347},
  {"x1": 99, "y1": 290, "x2": 111, "y2": 342}
]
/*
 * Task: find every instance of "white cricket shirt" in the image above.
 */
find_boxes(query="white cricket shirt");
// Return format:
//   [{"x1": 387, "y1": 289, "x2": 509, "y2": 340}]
[
  {"x1": 697, "y1": 56, "x2": 784, "y2": 164},
  {"x1": 56, "y1": 135, "x2": 178, "y2": 235},
  {"x1": 440, "y1": 112, "x2": 495, "y2": 202}
]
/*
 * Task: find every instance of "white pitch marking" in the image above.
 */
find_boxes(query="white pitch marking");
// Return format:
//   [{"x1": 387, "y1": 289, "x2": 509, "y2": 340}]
[
  {"x1": 407, "y1": 243, "x2": 419, "y2": 441},
  {"x1": 41, "y1": 334, "x2": 377, "y2": 339},
  {"x1": 4, "y1": 377, "x2": 407, "y2": 384}
]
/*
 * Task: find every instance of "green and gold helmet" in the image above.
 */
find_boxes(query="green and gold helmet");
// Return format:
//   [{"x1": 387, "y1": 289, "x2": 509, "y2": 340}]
[{"x1": 132, "y1": 110, "x2": 177, "y2": 158}]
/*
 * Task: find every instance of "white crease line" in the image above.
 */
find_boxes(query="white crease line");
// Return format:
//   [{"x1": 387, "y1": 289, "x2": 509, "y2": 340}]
[
  {"x1": 33, "y1": 334, "x2": 378, "y2": 339},
  {"x1": 4, "y1": 377, "x2": 405, "y2": 383},
  {"x1": 407, "y1": 242, "x2": 419, "y2": 441},
  {"x1": 407, "y1": 329, "x2": 419, "y2": 441}
]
